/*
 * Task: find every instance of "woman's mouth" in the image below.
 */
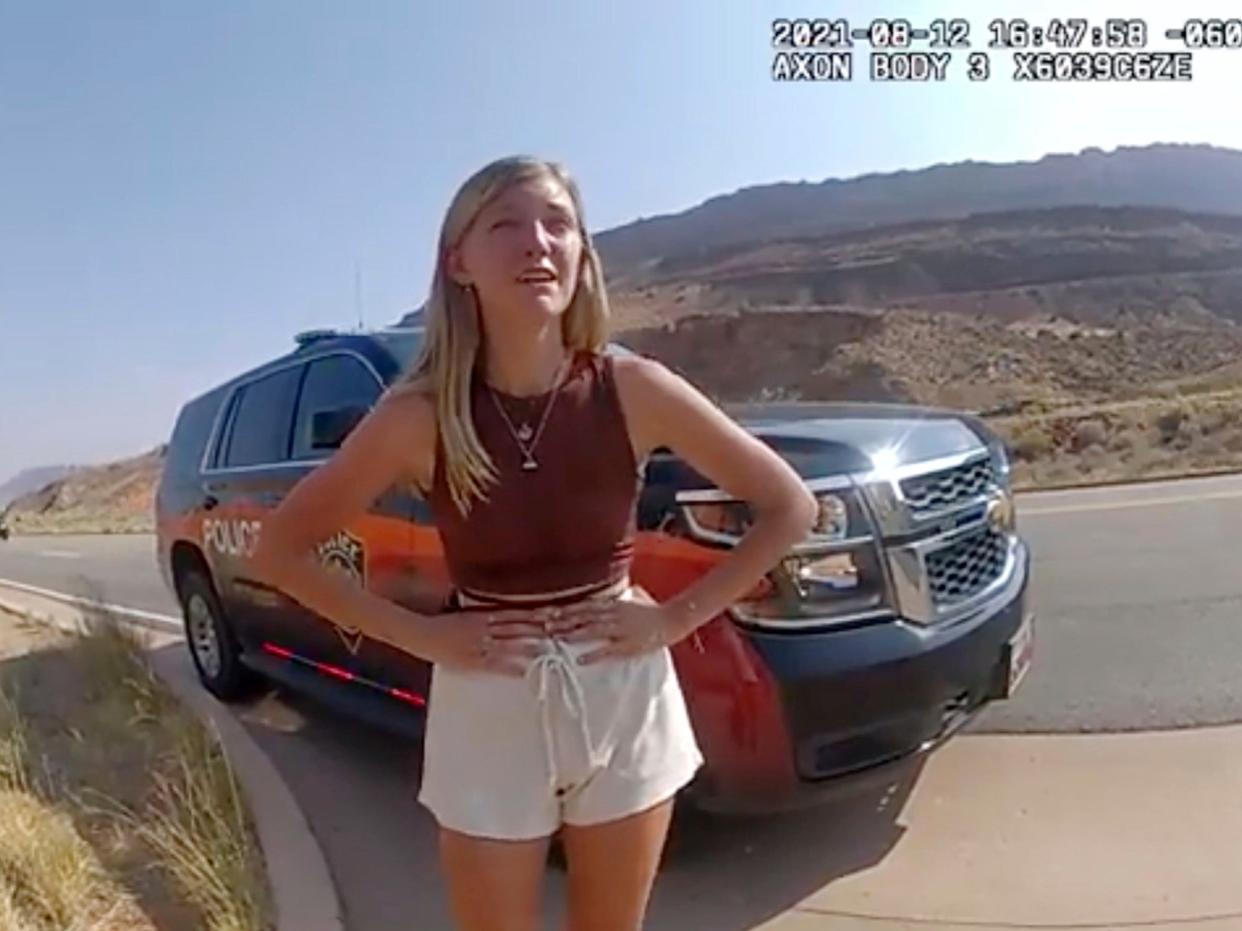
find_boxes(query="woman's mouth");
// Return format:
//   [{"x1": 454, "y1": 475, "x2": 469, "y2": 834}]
[{"x1": 516, "y1": 268, "x2": 558, "y2": 288}]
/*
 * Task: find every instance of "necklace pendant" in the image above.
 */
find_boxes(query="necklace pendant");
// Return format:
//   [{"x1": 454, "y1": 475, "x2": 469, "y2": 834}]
[
  {"x1": 521, "y1": 454, "x2": 539, "y2": 471},
  {"x1": 516, "y1": 422, "x2": 534, "y2": 443}
]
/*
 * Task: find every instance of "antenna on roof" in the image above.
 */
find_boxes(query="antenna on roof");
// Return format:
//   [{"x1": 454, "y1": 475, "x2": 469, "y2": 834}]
[{"x1": 354, "y1": 260, "x2": 364, "y2": 332}]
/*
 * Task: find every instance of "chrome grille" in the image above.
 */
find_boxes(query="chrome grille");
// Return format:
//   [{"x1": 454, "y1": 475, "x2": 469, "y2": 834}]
[
  {"x1": 900, "y1": 456, "x2": 994, "y2": 513},
  {"x1": 926, "y1": 527, "x2": 1007, "y2": 605}
]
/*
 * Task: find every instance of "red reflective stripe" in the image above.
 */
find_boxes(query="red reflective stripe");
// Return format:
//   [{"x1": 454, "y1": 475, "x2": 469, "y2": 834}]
[
  {"x1": 317, "y1": 662, "x2": 354, "y2": 682},
  {"x1": 263, "y1": 642, "x2": 420, "y2": 701},
  {"x1": 389, "y1": 687, "x2": 427, "y2": 708}
]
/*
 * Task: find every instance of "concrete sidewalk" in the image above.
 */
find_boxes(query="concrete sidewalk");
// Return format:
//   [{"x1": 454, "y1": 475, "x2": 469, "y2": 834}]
[
  {"x1": 756, "y1": 915, "x2": 1242, "y2": 930},
  {"x1": 745, "y1": 726, "x2": 1242, "y2": 929}
]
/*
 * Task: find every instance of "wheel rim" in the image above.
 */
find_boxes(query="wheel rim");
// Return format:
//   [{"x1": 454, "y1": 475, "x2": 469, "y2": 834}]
[{"x1": 186, "y1": 593, "x2": 223, "y2": 680}]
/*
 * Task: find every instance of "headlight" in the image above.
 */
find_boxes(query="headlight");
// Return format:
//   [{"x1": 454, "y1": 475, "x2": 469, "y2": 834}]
[
  {"x1": 783, "y1": 552, "x2": 860, "y2": 595},
  {"x1": 682, "y1": 492, "x2": 850, "y2": 549},
  {"x1": 989, "y1": 437, "x2": 1012, "y2": 486},
  {"x1": 677, "y1": 486, "x2": 893, "y2": 628},
  {"x1": 732, "y1": 542, "x2": 890, "y2": 626},
  {"x1": 811, "y1": 494, "x2": 849, "y2": 542},
  {"x1": 681, "y1": 500, "x2": 752, "y2": 542}
]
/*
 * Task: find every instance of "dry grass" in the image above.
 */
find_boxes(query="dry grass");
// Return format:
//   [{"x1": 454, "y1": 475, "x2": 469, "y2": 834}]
[
  {"x1": 0, "y1": 685, "x2": 32, "y2": 794},
  {"x1": 0, "y1": 607, "x2": 272, "y2": 931},
  {"x1": 0, "y1": 790, "x2": 151, "y2": 931},
  {"x1": 0, "y1": 674, "x2": 153, "y2": 931},
  {"x1": 109, "y1": 724, "x2": 269, "y2": 931}
]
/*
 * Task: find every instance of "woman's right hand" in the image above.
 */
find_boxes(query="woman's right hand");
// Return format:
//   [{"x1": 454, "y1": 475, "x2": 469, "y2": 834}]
[{"x1": 410, "y1": 608, "x2": 550, "y2": 677}]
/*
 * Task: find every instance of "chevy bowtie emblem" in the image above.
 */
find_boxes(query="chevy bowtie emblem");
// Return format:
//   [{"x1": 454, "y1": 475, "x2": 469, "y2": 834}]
[{"x1": 316, "y1": 530, "x2": 367, "y2": 655}]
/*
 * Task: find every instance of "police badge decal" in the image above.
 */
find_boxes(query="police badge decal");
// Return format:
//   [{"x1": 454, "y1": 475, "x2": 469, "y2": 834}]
[{"x1": 316, "y1": 530, "x2": 367, "y2": 654}]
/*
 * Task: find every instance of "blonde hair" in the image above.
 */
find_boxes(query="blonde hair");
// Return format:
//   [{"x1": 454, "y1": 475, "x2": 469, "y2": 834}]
[{"x1": 388, "y1": 155, "x2": 613, "y2": 517}]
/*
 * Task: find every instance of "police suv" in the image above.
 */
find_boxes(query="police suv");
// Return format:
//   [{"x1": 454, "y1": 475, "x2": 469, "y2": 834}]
[{"x1": 155, "y1": 325, "x2": 1034, "y2": 813}]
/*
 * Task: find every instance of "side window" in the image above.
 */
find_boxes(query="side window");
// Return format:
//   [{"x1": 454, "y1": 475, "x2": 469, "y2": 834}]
[
  {"x1": 291, "y1": 355, "x2": 383, "y2": 460},
  {"x1": 220, "y1": 367, "x2": 303, "y2": 468},
  {"x1": 208, "y1": 391, "x2": 242, "y2": 470}
]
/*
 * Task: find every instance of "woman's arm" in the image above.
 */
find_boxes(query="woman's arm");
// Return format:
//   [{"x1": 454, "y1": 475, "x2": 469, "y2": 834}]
[
  {"x1": 250, "y1": 388, "x2": 602, "y2": 674},
  {"x1": 614, "y1": 355, "x2": 818, "y2": 640},
  {"x1": 249, "y1": 391, "x2": 438, "y2": 655}
]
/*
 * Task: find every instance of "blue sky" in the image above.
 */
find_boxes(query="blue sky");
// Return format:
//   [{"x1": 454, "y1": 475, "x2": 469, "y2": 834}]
[{"x1": 3, "y1": 0, "x2": 1241, "y2": 483}]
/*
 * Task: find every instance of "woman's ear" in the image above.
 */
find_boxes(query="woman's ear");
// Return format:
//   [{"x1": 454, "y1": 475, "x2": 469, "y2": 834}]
[{"x1": 444, "y1": 246, "x2": 471, "y2": 287}]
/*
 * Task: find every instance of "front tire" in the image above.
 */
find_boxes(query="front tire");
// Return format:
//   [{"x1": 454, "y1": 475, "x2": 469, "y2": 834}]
[{"x1": 178, "y1": 569, "x2": 259, "y2": 701}]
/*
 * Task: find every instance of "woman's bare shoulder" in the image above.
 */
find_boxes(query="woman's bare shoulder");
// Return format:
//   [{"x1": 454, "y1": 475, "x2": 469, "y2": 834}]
[
  {"x1": 373, "y1": 382, "x2": 438, "y2": 490},
  {"x1": 608, "y1": 353, "x2": 691, "y2": 458},
  {"x1": 377, "y1": 382, "x2": 436, "y2": 432},
  {"x1": 609, "y1": 352, "x2": 687, "y2": 402}
]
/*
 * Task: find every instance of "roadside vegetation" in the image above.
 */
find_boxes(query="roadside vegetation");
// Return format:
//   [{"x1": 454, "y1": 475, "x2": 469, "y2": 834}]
[
  {"x1": 989, "y1": 390, "x2": 1242, "y2": 490},
  {"x1": 0, "y1": 605, "x2": 272, "y2": 931}
]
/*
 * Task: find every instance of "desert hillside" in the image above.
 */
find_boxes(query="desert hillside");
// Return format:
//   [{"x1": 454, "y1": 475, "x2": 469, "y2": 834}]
[
  {"x1": 595, "y1": 143, "x2": 1242, "y2": 282},
  {"x1": 606, "y1": 205, "x2": 1242, "y2": 411},
  {"x1": 0, "y1": 464, "x2": 77, "y2": 510},
  {"x1": 0, "y1": 447, "x2": 165, "y2": 535}
]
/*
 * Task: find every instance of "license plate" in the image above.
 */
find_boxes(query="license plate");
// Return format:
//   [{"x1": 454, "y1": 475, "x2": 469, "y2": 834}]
[{"x1": 1005, "y1": 614, "x2": 1035, "y2": 697}]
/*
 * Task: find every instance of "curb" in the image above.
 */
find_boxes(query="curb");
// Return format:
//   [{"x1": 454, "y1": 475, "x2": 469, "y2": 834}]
[{"x1": 0, "y1": 581, "x2": 345, "y2": 931}]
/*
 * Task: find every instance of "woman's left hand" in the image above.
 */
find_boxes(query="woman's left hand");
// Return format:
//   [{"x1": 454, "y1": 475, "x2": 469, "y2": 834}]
[{"x1": 541, "y1": 594, "x2": 685, "y2": 664}]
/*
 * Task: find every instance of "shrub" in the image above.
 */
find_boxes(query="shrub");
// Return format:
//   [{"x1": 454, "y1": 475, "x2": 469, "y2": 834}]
[
  {"x1": 1011, "y1": 426, "x2": 1053, "y2": 462},
  {"x1": 1155, "y1": 407, "x2": 1187, "y2": 440},
  {"x1": 1072, "y1": 420, "x2": 1108, "y2": 452},
  {"x1": 1079, "y1": 446, "x2": 1108, "y2": 472},
  {"x1": 1192, "y1": 438, "x2": 1225, "y2": 462},
  {"x1": 1108, "y1": 427, "x2": 1139, "y2": 453}
]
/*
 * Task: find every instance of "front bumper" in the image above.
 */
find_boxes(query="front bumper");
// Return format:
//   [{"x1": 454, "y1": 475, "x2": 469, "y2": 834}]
[{"x1": 686, "y1": 538, "x2": 1032, "y2": 814}]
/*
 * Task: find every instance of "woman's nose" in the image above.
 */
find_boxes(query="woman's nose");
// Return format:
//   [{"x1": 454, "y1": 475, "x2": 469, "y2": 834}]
[{"x1": 521, "y1": 221, "x2": 554, "y2": 257}]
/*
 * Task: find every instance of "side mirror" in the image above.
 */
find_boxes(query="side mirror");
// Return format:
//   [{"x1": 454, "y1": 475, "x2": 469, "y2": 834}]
[{"x1": 310, "y1": 404, "x2": 368, "y2": 450}]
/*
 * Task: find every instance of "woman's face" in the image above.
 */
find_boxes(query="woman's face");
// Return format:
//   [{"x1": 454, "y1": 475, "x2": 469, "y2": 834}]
[{"x1": 449, "y1": 174, "x2": 584, "y2": 326}]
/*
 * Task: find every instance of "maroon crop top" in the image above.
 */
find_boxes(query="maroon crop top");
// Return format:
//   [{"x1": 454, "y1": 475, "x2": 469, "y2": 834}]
[{"x1": 427, "y1": 349, "x2": 643, "y2": 602}]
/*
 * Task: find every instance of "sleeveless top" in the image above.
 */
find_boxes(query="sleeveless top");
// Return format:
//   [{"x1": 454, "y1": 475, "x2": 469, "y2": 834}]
[{"x1": 426, "y1": 350, "x2": 644, "y2": 603}]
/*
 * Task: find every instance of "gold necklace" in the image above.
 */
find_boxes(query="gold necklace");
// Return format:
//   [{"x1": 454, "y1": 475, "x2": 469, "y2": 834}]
[{"x1": 487, "y1": 355, "x2": 572, "y2": 471}]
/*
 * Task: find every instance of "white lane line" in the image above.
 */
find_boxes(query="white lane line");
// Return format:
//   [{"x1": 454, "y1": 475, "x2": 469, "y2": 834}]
[
  {"x1": 1017, "y1": 473, "x2": 1242, "y2": 502},
  {"x1": 0, "y1": 577, "x2": 181, "y2": 630},
  {"x1": 37, "y1": 550, "x2": 82, "y2": 559},
  {"x1": 1021, "y1": 488, "x2": 1242, "y2": 516}
]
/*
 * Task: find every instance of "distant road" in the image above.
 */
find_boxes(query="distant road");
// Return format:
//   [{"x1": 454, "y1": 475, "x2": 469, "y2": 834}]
[
  {"x1": 0, "y1": 534, "x2": 175, "y2": 616},
  {"x1": 3, "y1": 472, "x2": 1242, "y2": 733}
]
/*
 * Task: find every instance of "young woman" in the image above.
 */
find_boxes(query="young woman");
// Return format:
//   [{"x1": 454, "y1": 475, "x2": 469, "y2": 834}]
[{"x1": 252, "y1": 155, "x2": 817, "y2": 931}]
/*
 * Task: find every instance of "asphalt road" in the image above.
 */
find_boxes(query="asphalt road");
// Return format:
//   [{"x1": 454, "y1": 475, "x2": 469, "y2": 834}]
[
  {"x1": 974, "y1": 472, "x2": 1242, "y2": 734},
  {"x1": 3, "y1": 473, "x2": 1241, "y2": 734},
  {"x1": 0, "y1": 533, "x2": 172, "y2": 616}
]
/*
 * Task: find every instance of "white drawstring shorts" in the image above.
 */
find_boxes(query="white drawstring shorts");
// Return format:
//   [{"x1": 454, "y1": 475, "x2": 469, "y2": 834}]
[{"x1": 416, "y1": 581, "x2": 705, "y2": 841}]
